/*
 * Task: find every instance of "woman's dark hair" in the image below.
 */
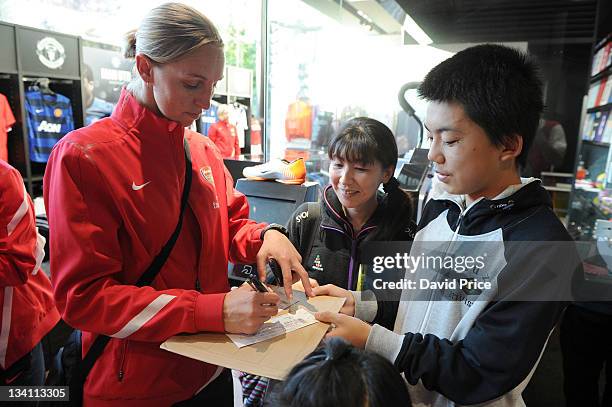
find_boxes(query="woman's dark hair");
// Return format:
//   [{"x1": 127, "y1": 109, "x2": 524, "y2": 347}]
[
  {"x1": 328, "y1": 117, "x2": 412, "y2": 240},
  {"x1": 272, "y1": 338, "x2": 412, "y2": 407}
]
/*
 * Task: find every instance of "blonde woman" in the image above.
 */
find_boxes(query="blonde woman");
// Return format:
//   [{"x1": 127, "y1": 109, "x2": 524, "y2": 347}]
[{"x1": 44, "y1": 3, "x2": 312, "y2": 406}]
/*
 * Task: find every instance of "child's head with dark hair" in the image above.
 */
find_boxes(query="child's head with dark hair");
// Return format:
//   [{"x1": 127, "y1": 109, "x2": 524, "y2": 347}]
[
  {"x1": 418, "y1": 44, "x2": 544, "y2": 202},
  {"x1": 328, "y1": 117, "x2": 412, "y2": 239},
  {"x1": 273, "y1": 338, "x2": 411, "y2": 407},
  {"x1": 418, "y1": 44, "x2": 544, "y2": 168}
]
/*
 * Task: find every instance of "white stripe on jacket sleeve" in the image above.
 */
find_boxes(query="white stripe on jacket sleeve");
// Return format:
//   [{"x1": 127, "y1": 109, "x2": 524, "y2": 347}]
[
  {"x1": 110, "y1": 294, "x2": 177, "y2": 339},
  {"x1": 7, "y1": 185, "x2": 29, "y2": 236},
  {"x1": 32, "y1": 229, "x2": 46, "y2": 275},
  {"x1": 0, "y1": 287, "x2": 14, "y2": 368}
]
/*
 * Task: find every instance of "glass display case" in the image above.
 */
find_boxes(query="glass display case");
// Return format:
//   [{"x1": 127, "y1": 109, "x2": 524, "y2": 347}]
[
  {"x1": 568, "y1": 32, "x2": 612, "y2": 241},
  {"x1": 568, "y1": 32, "x2": 612, "y2": 284}
]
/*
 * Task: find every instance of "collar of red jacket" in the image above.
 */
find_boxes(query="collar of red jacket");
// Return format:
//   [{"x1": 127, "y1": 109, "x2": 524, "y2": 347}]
[{"x1": 112, "y1": 87, "x2": 184, "y2": 141}]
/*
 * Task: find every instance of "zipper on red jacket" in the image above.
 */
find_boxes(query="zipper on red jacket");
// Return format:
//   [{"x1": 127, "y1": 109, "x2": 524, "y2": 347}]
[
  {"x1": 118, "y1": 340, "x2": 129, "y2": 382},
  {"x1": 195, "y1": 278, "x2": 201, "y2": 291}
]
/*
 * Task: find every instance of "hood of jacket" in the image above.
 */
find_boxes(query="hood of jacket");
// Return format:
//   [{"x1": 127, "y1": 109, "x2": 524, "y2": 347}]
[{"x1": 424, "y1": 177, "x2": 553, "y2": 236}]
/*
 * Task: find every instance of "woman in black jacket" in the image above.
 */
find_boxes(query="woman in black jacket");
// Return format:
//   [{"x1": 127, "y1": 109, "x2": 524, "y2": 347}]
[
  {"x1": 242, "y1": 117, "x2": 416, "y2": 407},
  {"x1": 286, "y1": 116, "x2": 415, "y2": 290}
]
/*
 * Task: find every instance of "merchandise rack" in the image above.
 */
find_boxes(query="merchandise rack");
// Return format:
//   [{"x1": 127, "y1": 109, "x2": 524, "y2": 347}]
[{"x1": 0, "y1": 21, "x2": 85, "y2": 196}]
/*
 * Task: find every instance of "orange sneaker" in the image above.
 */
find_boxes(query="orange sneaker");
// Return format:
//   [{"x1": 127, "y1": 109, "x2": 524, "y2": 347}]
[{"x1": 242, "y1": 158, "x2": 306, "y2": 185}]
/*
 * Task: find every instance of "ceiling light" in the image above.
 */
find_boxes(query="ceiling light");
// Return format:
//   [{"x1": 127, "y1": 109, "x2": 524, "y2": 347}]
[{"x1": 402, "y1": 14, "x2": 432, "y2": 45}]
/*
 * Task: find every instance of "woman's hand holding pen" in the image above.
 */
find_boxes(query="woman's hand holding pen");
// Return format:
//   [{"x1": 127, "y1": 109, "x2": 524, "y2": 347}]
[{"x1": 222, "y1": 283, "x2": 280, "y2": 334}]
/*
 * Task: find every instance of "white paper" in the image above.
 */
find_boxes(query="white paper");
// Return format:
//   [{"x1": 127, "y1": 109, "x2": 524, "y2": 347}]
[{"x1": 226, "y1": 308, "x2": 317, "y2": 348}]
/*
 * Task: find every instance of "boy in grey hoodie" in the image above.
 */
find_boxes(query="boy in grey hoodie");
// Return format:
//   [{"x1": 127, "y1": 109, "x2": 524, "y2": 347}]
[{"x1": 314, "y1": 44, "x2": 577, "y2": 406}]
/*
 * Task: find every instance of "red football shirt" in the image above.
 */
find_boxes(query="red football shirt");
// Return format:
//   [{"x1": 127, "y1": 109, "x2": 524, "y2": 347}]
[{"x1": 0, "y1": 93, "x2": 16, "y2": 162}]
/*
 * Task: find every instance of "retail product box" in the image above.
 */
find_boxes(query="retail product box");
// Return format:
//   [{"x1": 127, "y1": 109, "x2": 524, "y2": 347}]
[
  {"x1": 595, "y1": 78, "x2": 608, "y2": 107},
  {"x1": 602, "y1": 79, "x2": 612, "y2": 105},
  {"x1": 594, "y1": 111, "x2": 610, "y2": 142},
  {"x1": 160, "y1": 290, "x2": 345, "y2": 380},
  {"x1": 602, "y1": 114, "x2": 612, "y2": 144}
]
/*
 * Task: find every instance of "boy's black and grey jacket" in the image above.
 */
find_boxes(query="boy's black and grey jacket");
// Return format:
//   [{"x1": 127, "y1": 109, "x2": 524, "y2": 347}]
[
  {"x1": 283, "y1": 185, "x2": 415, "y2": 290},
  {"x1": 353, "y1": 178, "x2": 578, "y2": 406}
]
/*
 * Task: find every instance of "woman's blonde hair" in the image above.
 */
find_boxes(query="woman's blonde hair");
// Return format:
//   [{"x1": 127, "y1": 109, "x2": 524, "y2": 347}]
[
  {"x1": 124, "y1": 2, "x2": 223, "y2": 62},
  {"x1": 124, "y1": 3, "x2": 223, "y2": 91}
]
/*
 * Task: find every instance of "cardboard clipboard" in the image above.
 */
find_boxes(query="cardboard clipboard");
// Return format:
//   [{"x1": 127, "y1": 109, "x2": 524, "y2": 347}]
[{"x1": 160, "y1": 293, "x2": 345, "y2": 380}]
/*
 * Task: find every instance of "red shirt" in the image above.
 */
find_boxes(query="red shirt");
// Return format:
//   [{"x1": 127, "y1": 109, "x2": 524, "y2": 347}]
[
  {"x1": 208, "y1": 120, "x2": 240, "y2": 159},
  {"x1": 0, "y1": 93, "x2": 16, "y2": 162},
  {"x1": 0, "y1": 160, "x2": 59, "y2": 372},
  {"x1": 285, "y1": 100, "x2": 312, "y2": 140},
  {"x1": 251, "y1": 118, "x2": 262, "y2": 145},
  {"x1": 44, "y1": 89, "x2": 265, "y2": 406}
]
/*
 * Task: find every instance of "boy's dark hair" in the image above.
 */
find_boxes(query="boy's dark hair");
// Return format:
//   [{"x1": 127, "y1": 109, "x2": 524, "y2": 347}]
[
  {"x1": 272, "y1": 338, "x2": 412, "y2": 407},
  {"x1": 418, "y1": 44, "x2": 544, "y2": 167},
  {"x1": 329, "y1": 117, "x2": 413, "y2": 240}
]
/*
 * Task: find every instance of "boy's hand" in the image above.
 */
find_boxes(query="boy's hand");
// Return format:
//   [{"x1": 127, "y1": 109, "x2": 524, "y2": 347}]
[
  {"x1": 315, "y1": 311, "x2": 371, "y2": 349},
  {"x1": 312, "y1": 284, "x2": 355, "y2": 316}
]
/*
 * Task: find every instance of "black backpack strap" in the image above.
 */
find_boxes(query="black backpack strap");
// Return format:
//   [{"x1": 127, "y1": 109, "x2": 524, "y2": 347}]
[
  {"x1": 135, "y1": 139, "x2": 192, "y2": 287},
  {"x1": 71, "y1": 137, "x2": 193, "y2": 393}
]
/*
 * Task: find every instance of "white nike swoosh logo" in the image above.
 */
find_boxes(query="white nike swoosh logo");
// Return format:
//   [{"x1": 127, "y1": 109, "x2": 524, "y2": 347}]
[
  {"x1": 35, "y1": 109, "x2": 44, "y2": 113},
  {"x1": 131, "y1": 181, "x2": 151, "y2": 191}
]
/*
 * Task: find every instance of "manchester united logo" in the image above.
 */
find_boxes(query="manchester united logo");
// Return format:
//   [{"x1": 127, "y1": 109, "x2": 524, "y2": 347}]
[{"x1": 36, "y1": 37, "x2": 66, "y2": 70}]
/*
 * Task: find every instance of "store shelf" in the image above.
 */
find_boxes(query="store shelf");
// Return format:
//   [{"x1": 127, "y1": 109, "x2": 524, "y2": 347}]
[
  {"x1": 587, "y1": 103, "x2": 612, "y2": 113},
  {"x1": 31, "y1": 175, "x2": 44, "y2": 182},
  {"x1": 582, "y1": 139, "x2": 610, "y2": 148},
  {"x1": 540, "y1": 171, "x2": 573, "y2": 178},
  {"x1": 544, "y1": 186, "x2": 571, "y2": 192},
  {"x1": 574, "y1": 184, "x2": 602, "y2": 193},
  {"x1": 591, "y1": 65, "x2": 612, "y2": 83}
]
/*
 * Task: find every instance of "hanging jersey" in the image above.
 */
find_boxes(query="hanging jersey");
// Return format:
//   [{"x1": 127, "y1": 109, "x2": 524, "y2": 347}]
[
  {"x1": 251, "y1": 117, "x2": 261, "y2": 145},
  {"x1": 0, "y1": 93, "x2": 16, "y2": 162},
  {"x1": 200, "y1": 104, "x2": 218, "y2": 136},
  {"x1": 25, "y1": 90, "x2": 74, "y2": 163},
  {"x1": 230, "y1": 104, "x2": 248, "y2": 148},
  {"x1": 285, "y1": 100, "x2": 312, "y2": 140}
]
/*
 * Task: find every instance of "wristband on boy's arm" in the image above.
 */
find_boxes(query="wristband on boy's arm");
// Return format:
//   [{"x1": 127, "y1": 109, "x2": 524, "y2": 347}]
[
  {"x1": 365, "y1": 324, "x2": 405, "y2": 363},
  {"x1": 351, "y1": 290, "x2": 378, "y2": 322}
]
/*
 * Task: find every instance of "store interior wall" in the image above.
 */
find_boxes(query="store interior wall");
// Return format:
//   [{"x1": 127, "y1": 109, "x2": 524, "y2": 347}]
[{"x1": 529, "y1": 42, "x2": 592, "y2": 174}]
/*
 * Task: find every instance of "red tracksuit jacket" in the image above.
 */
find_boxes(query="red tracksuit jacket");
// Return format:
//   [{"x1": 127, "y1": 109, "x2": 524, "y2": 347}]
[
  {"x1": 43, "y1": 89, "x2": 265, "y2": 406},
  {"x1": 0, "y1": 161, "x2": 59, "y2": 374}
]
